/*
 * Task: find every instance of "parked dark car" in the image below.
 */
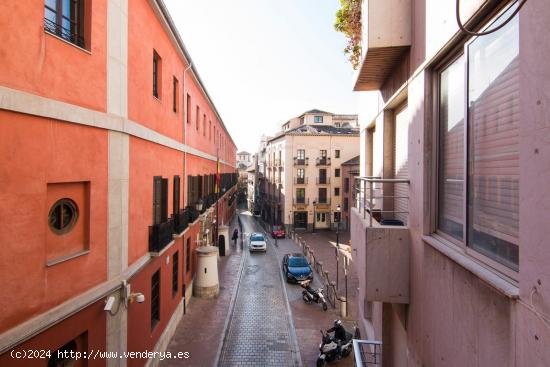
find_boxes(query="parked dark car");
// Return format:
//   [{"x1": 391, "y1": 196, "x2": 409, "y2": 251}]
[
  {"x1": 271, "y1": 224, "x2": 286, "y2": 239},
  {"x1": 282, "y1": 253, "x2": 313, "y2": 283}
]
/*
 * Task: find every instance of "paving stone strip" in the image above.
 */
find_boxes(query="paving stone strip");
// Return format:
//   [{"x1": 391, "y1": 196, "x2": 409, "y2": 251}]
[{"x1": 218, "y1": 216, "x2": 301, "y2": 367}]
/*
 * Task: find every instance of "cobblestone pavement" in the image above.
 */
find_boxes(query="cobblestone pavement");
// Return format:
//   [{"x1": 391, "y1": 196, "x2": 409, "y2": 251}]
[
  {"x1": 161, "y1": 213, "x2": 244, "y2": 367},
  {"x1": 272, "y1": 229, "x2": 356, "y2": 367},
  {"x1": 219, "y1": 214, "x2": 301, "y2": 367}
]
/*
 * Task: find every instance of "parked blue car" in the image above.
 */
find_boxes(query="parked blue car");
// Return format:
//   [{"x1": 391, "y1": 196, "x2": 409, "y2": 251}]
[{"x1": 282, "y1": 253, "x2": 313, "y2": 283}]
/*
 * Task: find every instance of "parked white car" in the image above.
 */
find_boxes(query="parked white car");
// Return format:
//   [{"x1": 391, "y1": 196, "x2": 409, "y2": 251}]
[{"x1": 249, "y1": 233, "x2": 267, "y2": 252}]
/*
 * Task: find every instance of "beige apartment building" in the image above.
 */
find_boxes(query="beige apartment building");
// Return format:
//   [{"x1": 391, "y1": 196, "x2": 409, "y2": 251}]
[{"x1": 265, "y1": 109, "x2": 359, "y2": 231}]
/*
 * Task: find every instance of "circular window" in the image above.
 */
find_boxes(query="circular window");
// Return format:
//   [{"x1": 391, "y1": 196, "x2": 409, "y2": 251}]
[{"x1": 48, "y1": 199, "x2": 79, "y2": 234}]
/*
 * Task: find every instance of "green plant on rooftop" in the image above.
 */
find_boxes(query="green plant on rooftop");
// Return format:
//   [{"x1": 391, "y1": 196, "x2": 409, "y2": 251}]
[{"x1": 334, "y1": 0, "x2": 362, "y2": 70}]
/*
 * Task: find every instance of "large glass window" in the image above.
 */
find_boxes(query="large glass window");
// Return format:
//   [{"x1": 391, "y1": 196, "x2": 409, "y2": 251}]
[
  {"x1": 437, "y1": 7, "x2": 519, "y2": 271},
  {"x1": 438, "y1": 55, "x2": 465, "y2": 241},
  {"x1": 296, "y1": 188, "x2": 305, "y2": 203},
  {"x1": 467, "y1": 9, "x2": 519, "y2": 270}
]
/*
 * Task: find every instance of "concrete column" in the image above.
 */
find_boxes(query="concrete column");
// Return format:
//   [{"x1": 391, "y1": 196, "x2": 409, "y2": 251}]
[{"x1": 106, "y1": 0, "x2": 129, "y2": 365}]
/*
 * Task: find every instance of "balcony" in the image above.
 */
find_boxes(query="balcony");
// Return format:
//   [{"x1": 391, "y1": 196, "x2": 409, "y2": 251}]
[
  {"x1": 174, "y1": 209, "x2": 190, "y2": 233},
  {"x1": 149, "y1": 218, "x2": 175, "y2": 253},
  {"x1": 316, "y1": 177, "x2": 331, "y2": 185},
  {"x1": 293, "y1": 157, "x2": 309, "y2": 166},
  {"x1": 316, "y1": 157, "x2": 331, "y2": 166},
  {"x1": 274, "y1": 158, "x2": 282, "y2": 167},
  {"x1": 293, "y1": 198, "x2": 309, "y2": 206},
  {"x1": 351, "y1": 176, "x2": 410, "y2": 304},
  {"x1": 314, "y1": 198, "x2": 331, "y2": 206},
  {"x1": 353, "y1": 0, "x2": 412, "y2": 91},
  {"x1": 294, "y1": 177, "x2": 308, "y2": 185}
]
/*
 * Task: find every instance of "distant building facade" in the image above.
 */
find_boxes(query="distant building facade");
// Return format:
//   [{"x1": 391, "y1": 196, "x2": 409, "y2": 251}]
[{"x1": 265, "y1": 110, "x2": 359, "y2": 232}]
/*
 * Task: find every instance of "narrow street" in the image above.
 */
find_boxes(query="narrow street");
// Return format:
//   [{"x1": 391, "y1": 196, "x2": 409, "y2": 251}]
[{"x1": 218, "y1": 212, "x2": 301, "y2": 366}]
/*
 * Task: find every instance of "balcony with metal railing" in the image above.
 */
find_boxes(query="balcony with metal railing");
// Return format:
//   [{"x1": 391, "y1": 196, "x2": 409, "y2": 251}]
[
  {"x1": 293, "y1": 157, "x2": 309, "y2": 166},
  {"x1": 149, "y1": 218, "x2": 175, "y2": 254},
  {"x1": 316, "y1": 177, "x2": 331, "y2": 185},
  {"x1": 293, "y1": 198, "x2": 309, "y2": 206},
  {"x1": 294, "y1": 177, "x2": 308, "y2": 185},
  {"x1": 314, "y1": 197, "x2": 331, "y2": 205},
  {"x1": 316, "y1": 157, "x2": 331, "y2": 166},
  {"x1": 351, "y1": 176, "x2": 410, "y2": 305}
]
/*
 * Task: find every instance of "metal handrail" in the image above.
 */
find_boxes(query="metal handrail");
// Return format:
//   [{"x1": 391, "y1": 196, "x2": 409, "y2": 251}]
[
  {"x1": 293, "y1": 157, "x2": 309, "y2": 166},
  {"x1": 353, "y1": 339, "x2": 382, "y2": 366},
  {"x1": 353, "y1": 176, "x2": 409, "y2": 227},
  {"x1": 316, "y1": 177, "x2": 331, "y2": 185},
  {"x1": 293, "y1": 198, "x2": 309, "y2": 205}
]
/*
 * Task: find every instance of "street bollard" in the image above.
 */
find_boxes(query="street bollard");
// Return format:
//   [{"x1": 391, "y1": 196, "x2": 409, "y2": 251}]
[{"x1": 340, "y1": 297, "x2": 347, "y2": 318}]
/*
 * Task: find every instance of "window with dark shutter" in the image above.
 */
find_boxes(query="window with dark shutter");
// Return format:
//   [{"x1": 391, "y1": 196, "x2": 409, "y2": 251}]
[
  {"x1": 173, "y1": 176, "x2": 180, "y2": 216},
  {"x1": 172, "y1": 251, "x2": 178, "y2": 297},
  {"x1": 197, "y1": 175, "x2": 203, "y2": 200},
  {"x1": 153, "y1": 176, "x2": 162, "y2": 225},
  {"x1": 151, "y1": 270, "x2": 160, "y2": 330},
  {"x1": 186, "y1": 238, "x2": 191, "y2": 273},
  {"x1": 161, "y1": 178, "x2": 168, "y2": 223},
  {"x1": 153, "y1": 51, "x2": 161, "y2": 98},
  {"x1": 187, "y1": 175, "x2": 192, "y2": 207}
]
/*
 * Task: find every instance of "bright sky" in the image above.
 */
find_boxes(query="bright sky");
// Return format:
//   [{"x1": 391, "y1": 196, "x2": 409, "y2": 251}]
[{"x1": 164, "y1": 0, "x2": 359, "y2": 153}]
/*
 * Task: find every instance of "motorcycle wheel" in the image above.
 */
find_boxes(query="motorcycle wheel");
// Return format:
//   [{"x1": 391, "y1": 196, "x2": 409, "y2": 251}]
[
  {"x1": 316, "y1": 356, "x2": 326, "y2": 367},
  {"x1": 302, "y1": 292, "x2": 311, "y2": 303},
  {"x1": 342, "y1": 346, "x2": 352, "y2": 358},
  {"x1": 322, "y1": 302, "x2": 328, "y2": 311}
]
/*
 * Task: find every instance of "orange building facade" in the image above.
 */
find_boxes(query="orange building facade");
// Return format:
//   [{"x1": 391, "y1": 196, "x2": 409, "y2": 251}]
[{"x1": 0, "y1": 1, "x2": 237, "y2": 366}]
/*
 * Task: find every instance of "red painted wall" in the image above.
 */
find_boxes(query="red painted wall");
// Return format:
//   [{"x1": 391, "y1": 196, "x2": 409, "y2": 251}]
[
  {"x1": 127, "y1": 0, "x2": 184, "y2": 142},
  {"x1": 0, "y1": 300, "x2": 106, "y2": 367},
  {"x1": 0, "y1": 111, "x2": 108, "y2": 333},
  {"x1": 128, "y1": 136, "x2": 184, "y2": 265},
  {"x1": 0, "y1": 1, "x2": 107, "y2": 111}
]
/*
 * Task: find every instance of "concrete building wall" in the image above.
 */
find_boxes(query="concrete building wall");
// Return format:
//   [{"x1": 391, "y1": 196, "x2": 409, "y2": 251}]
[{"x1": 352, "y1": 1, "x2": 550, "y2": 366}]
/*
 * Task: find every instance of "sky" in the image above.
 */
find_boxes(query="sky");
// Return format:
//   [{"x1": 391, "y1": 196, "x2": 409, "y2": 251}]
[{"x1": 164, "y1": 0, "x2": 359, "y2": 153}]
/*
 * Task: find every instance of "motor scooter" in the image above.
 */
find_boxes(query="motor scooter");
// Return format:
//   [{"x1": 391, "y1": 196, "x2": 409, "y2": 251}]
[
  {"x1": 316, "y1": 324, "x2": 359, "y2": 367},
  {"x1": 299, "y1": 280, "x2": 328, "y2": 311}
]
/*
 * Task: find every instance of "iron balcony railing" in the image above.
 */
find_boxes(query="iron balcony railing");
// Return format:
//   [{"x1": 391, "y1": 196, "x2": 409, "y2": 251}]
[
  {"x1": 149, "y1": 218, "x2": 175, "y2": 253},
  {"x1": 316, "y1": 157, "x2": 331, "y2": 166},
  {"x1": 294, "y1": 177, "x2": 308, "y2": 184},
  {"x1": 174, "y1": 209, "x2": 190, "y2": 233},
  {"x1": 314, "y1": 197, "x2": 331, "y2": 205},
  {"x1": 353, "y1": 339, "x2": 382, "y2": 366},
  {"x1": 185, "y1": 205, "x2": 200, "y2": 223},
  {"x1": 293, "y1": 198, "x2": 309, "y2": 205},
  {"x1": 274, "y1": 158, "x2": 282, "y2": 166},
  {"x1": 293, "y1": 157, "x2": 309, "y2": 166},
  {"x1": 316, "y1": 177, "x2": 331, "y2": 185},
  {"x1": 44, "y1": 17, "x2": 85, "y2": 48},
  {"x1": 353, "y1": 176, "x2": 410, "y2": 227}
]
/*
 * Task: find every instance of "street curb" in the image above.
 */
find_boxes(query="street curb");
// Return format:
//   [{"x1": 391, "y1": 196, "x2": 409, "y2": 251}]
[
  {"x1": 276, "y1": 249, "x2": 304, "y2": 367},
  {"x1": 212, "y1": 214, "x2": 248, "y2": 367}
]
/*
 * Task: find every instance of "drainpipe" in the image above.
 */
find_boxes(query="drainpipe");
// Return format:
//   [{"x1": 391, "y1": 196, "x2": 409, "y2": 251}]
[{"x1": 183, "y1": 62, "x2": 193, "y2": 208}]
